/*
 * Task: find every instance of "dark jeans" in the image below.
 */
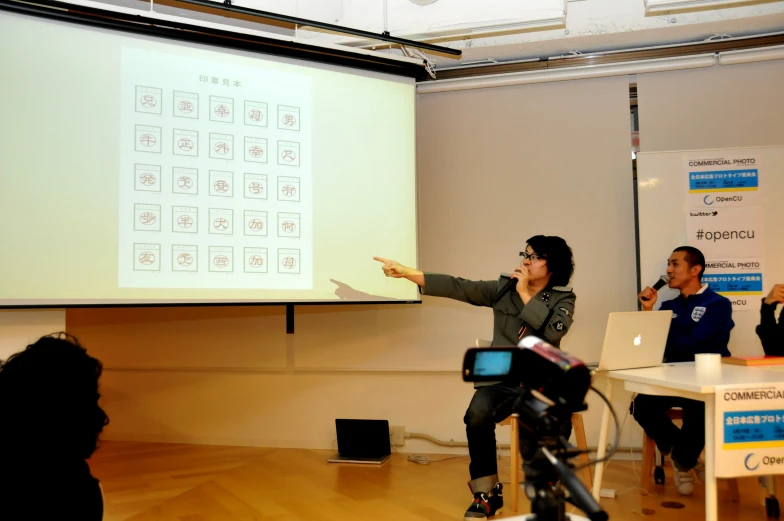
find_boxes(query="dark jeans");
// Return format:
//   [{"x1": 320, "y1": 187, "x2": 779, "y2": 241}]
[
  {"x1": 632, "y1": 394, "x2": 705, "y2": 470},
  {"x1": 464, "y1": 384, "x2": 573, "y2": 481}
]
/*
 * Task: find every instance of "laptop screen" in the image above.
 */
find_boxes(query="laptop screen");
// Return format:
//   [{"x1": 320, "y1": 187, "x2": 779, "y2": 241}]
[
  {"x1": 335, "y1": 419, "x2": 391, "y2": 458},
  {"x1": 596, "y1": 311, "x2": 673, "y2": 371}
]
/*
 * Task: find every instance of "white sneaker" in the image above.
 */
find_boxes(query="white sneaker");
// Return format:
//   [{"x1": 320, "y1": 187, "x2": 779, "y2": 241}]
[
  {"x1": 693, "y1": 458, "x2": 705, "y2": 483},
  {"x1": 672, "y1": 459, "x2": 694, "y2": 495}
]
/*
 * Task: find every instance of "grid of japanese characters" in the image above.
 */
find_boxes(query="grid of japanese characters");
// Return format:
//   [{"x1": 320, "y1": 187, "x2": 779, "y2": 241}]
[{"x1": 119, "y1": 49, "x2": 312, "y2": 289}]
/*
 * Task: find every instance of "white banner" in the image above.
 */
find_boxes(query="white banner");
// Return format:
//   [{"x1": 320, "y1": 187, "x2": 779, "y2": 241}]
[
  {"x1": 685, "y1": 153, "x2": 762, "y2": 208},
  {"x1": 715, "y1": 383, "x2": 784, "y2": 477},
  {"x1": 685, "y1": 205, "x2": 765, "y2": 259},
  {"x1": 684, "y1": 151, "x2": 767, "y2": 312},
  {"x1": 703, "y1": 259, "x2": 765, "y2": 311}
]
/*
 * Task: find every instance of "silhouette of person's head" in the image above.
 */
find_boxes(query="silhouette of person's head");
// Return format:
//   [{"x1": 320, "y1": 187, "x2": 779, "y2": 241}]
[{"x1": 0, "y1": 332, "x2": 109, "y2": 461}]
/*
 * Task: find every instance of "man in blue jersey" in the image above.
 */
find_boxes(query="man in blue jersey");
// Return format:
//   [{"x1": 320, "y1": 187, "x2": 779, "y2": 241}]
[{"x1": 632, "y1": 246, "x2": 734, "y2": 496}]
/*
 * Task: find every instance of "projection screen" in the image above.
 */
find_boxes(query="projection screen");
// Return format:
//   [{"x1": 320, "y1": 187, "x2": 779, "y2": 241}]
[{"x1": 0, "y1": 11, "x2": 419, "y2": 306}]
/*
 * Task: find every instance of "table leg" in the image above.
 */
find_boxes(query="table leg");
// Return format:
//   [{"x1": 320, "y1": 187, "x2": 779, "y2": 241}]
[
  {"x1": 592, "y1": 378, "x2": 615, "y2": 501},
  {"x1": 704, "y1": 394, "x2": 717, "y2": 521}
]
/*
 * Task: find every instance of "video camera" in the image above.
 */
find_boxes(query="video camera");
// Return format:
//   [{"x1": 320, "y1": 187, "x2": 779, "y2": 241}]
[{"x1": 463, "y1": 336, "x2": 609, "y2": 521}]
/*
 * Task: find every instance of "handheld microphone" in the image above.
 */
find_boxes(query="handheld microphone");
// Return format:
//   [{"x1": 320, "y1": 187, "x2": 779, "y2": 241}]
[
  {"x1": 494, "y1": 273, "x2": 518, "y2": 304},
  {"x1": 640, "y1": 275, "x2": 670, "y2": 301}
]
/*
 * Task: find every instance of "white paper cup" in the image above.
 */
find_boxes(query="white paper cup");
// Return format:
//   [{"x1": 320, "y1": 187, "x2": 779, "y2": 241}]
[{"x1": 695, "y1": 353, "x2": 722, "y2": 377}]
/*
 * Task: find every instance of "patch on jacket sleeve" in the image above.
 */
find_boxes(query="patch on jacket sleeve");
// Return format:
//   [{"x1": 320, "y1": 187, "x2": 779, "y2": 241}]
[
  {"x1": 559, "y1": 307, "x2": 572, "y2": 317},
  {"x1": 554, "y1": 320, "x2": 565, "y2": 331}
]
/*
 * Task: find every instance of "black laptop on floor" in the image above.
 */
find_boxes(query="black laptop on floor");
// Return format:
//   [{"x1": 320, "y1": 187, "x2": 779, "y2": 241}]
[{"x1": 327, "y1": 419, "x2": 391, "y2": 464}]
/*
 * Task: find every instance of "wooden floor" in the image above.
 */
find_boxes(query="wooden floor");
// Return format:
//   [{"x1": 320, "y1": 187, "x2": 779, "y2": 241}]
[{"x1": 91, "y1": 441, "x2": 781, "y2": 520}]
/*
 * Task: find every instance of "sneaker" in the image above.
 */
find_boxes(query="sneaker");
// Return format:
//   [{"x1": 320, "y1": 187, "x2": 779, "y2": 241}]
[
  {"x1": 693, "y1": 458, "x2": 705, "y2": 483},
  {"x1": 671, "y1": 459, "x2": 694, "y2": 496},
  {"x1": 464, "y1": 482, "x2": 503, "y2": 520}
]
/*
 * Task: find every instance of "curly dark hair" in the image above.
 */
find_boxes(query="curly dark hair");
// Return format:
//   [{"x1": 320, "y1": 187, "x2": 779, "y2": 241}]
[
  {"x1": 526, "y1": 235, "x2": 575, "y2": 288},
  {"x1": 0, "y1": 332, "x2": 109, "y2": 460}
]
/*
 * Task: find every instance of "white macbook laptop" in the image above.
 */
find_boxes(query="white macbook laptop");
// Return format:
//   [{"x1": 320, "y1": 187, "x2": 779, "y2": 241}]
[{"x1": 591, "y1": 311, "x2": 673, "y2": 371}]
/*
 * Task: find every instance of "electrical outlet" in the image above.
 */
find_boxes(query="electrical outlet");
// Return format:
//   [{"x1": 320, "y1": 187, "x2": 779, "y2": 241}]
[{"x1": 390, "y1": 425, "x2": 406, "y2": 447}]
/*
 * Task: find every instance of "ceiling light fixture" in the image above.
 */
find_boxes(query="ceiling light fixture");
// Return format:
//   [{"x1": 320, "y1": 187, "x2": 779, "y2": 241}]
[{"x1": 643, "y1": 0, "x2": 776, "y2": 13}]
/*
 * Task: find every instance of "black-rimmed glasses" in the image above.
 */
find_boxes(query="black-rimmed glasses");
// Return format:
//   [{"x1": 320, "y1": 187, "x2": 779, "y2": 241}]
[{"x1": 519, "y1": 252, "x2": 546, "y2": 261}]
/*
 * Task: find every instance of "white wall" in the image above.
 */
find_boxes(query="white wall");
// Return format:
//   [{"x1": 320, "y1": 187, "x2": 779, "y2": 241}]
[
  {"x1": 0, "y1": 310, "x2": 66, "y2": 361},
  {"x1": 67, "y1": 306, "x2": 480, "y2": 454},
  {"x1": 637, "y1": 59, "x2": 784, "y2": 153}
]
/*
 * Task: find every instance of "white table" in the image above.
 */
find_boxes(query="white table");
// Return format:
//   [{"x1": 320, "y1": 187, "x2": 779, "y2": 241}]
[{"x1": 591, "y1": 362, "x2": 784, "y2": 521}]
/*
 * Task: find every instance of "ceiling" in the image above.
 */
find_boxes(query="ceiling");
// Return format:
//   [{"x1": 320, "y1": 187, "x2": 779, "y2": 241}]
[{"x1": 87, "y1": 0, "x2": 784, "y2": 70}]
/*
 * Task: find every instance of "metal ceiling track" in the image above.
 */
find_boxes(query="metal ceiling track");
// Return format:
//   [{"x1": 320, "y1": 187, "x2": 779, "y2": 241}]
[
  {"x1": 174, "y1": 0, "x2": 462, "y2": 57},
  {"x1": 0, "y1": 0, "x2": 434, "y2": 79},
  {"x1": 433, "y1": 33, "x2": 784, "y2": 81}
]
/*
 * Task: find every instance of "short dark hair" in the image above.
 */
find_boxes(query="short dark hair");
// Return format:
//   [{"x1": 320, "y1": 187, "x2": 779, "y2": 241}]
[
  {"x1": 0, "y1": 333, "x2": 109, "y2": 460},
  {"x1": 673, "y1": 246, "x2": 706, "y2": 280},
  {"x1": 527, "y1": 235, "x2": 575, "y2": 288}
]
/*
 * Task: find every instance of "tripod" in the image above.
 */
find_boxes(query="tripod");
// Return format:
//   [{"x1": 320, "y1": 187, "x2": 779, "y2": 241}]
[{"x1": 507, "y1": 441, "x2": 608, "y2": 521}]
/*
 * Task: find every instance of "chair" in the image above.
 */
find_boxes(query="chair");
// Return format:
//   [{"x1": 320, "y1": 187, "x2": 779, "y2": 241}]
[
  {"x1": 640, "y1": 408, "x2": 739, "y2": 501},
  {"x1": 475, "y1": 340, "x2": 592, "y2": 512}
]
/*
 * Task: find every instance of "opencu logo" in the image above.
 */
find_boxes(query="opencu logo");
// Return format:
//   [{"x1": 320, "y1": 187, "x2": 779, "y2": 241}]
[
  {"x1": 745, "y1": 453, "x2": 759, "y2": 471},
  {"x1": 744, "y1": 454, "x2": 784, "y2": 470},
  {"x1": 702, "y1": 195, "x2": 743, "y2": 205}
]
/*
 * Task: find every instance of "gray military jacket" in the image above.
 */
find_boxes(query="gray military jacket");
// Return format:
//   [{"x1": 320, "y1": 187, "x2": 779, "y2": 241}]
[{"x1": 422, "y1": 273, "x2": 576, "y2": 348}]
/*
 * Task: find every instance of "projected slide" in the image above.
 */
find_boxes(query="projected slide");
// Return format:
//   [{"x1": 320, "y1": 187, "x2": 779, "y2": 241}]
[{"x1": 120, "y1": 49, "x2": 312, "y2": 289}]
